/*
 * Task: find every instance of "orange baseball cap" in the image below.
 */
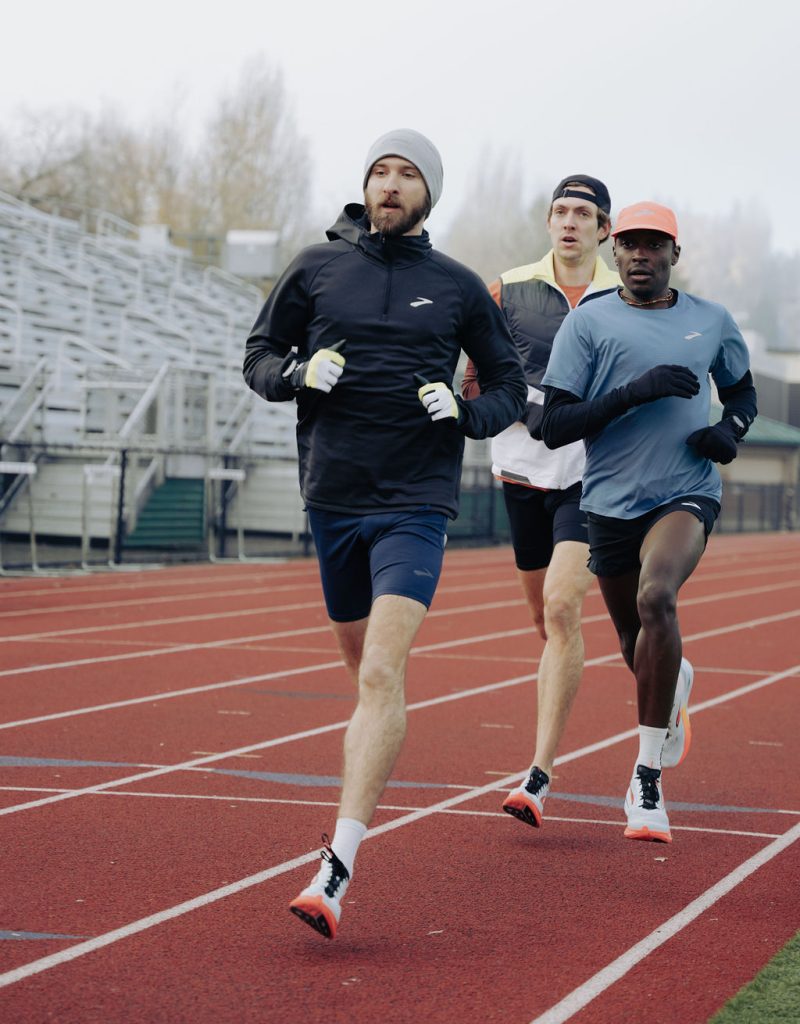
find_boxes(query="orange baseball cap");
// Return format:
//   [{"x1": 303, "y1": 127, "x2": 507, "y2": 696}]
[{"x1": 611, "y1": 201, "x2": 678, "y2": 241}]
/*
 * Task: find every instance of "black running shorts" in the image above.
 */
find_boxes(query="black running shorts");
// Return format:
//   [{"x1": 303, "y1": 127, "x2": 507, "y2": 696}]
[
  {"x1": 502, "y1": 480, "x2": 588, "y2": 572},
  {"x1": 587, "y1": 494, "x2": 720, "y2": 577}
]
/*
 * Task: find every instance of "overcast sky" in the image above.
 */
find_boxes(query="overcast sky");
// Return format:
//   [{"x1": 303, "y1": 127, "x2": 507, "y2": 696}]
[{"x1": 3, "y1": 0, "x2": 798, "y2": 254}]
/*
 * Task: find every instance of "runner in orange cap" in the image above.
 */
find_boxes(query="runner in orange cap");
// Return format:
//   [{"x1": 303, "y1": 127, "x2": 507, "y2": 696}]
[{"x1": 540, "y1": 201, "x2": 757, "y2": 842}]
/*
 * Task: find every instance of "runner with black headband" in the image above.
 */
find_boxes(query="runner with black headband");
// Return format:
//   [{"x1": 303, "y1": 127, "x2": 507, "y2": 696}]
[{"x1": 462, "y1": 175, "x2": 619, "y2": 829}]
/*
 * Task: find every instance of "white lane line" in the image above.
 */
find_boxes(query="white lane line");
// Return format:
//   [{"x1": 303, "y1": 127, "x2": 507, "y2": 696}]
[
  {"x1": 0, "y1": 660, "x2": 797, "y2": 987},
  {"x1": 0, "y1": 625, "x2": 334, "y2": 678},
  {"x1": 0, "y1": 598, "x2": 533, "y2": 681},
  {"x1": 4, "y1": 557, "x2": 797, "y2": 648},
  {"x1": 0, "y1": 770, "x2": 543, "y2": 988},
  {"x1": 2, "y1": 659, "x2": 798, "y2": 823},
  {"x1": 1, "y1": 600, "x2": 798, "y2": 743},
  {"x1": 0, "y1": 577, "x2": 521, "y2": 638},
  {"x1": 0, "y1": 787, "x2": 786, "y2": 839},
  {"x1": 0, "y1": 599, "x2": 324, "y2": 644},
  {"x1": 4, "y1": 575, "x2": 799, "y2": 679},
  {"x1": 0, "y1": 555, "x2": 512, "y2": 604},
  {"x1": 0, "y1": 659, "x2": 344, "y2": 731},
  {"x1": 0, "y1": 599, "x2": 526, "y2": 678},
  {"x1": 0, "y1": 581, "x2": 323, "y2": 621},
  {"x1": 529, "y1": 820, "x2": 800, "y2": 1024},
  {"x1": 0, "y1": 592, "x2": 524, "y2": 647},
  {"x1": 0, "y1": 567, "x2": 314, "y2": 601},
  {"x1": 2, "y1": 548, "x2": 795, "y2": 618},
  {"x1": 1, "y1": 768, "x2": 795, "y2": 992},
  {"x1": 0, "y1": 672, "x2": 543, "y2": 814}
]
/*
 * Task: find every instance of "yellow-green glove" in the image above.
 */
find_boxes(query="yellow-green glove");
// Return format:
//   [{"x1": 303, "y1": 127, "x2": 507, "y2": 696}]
[
  {"x1": 415, "y1": 373, "x2": 459, "y2": 422},
  {"x1": 290, "y1": 339, "x2": 346, "y2": 393}
]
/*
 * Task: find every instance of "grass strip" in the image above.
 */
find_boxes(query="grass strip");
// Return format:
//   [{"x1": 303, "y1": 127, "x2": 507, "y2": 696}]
[{"x1": 710, "y1": 929, "x2": 800, "y2": 1023}]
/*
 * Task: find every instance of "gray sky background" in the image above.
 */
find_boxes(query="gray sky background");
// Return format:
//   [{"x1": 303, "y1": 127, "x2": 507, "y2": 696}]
[{"x1": 3, "y1": 0, "x2": 798, "y2": 254}]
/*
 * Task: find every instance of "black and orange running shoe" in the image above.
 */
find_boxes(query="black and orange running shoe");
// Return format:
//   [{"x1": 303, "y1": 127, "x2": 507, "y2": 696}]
[
  {"x1": 289, "y1": 835, "x2": 350, "y2": 939},
  {"x1": 502, "y1": 766, "x2": 550, "y2": 828}
]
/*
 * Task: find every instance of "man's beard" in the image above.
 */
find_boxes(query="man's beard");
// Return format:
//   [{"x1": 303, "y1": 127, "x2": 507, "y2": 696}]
[{"x1": 366, "y1": 196, "x2": 428, "y2": 237}]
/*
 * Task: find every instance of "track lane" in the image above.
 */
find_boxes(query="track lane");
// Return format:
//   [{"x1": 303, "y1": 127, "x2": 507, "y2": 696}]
[{"x1": 1, "y1": 536, "x2": 798, "y2": 1024}]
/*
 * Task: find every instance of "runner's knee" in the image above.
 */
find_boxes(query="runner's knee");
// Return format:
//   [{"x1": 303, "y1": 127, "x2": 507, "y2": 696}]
[
  {"x1": 543, "y1": 589, "x2": 582, "y2": 639},
  {"x1": 636, "y1": 577, "x2": 677, "y2": 629},
  {"x1": 358, "y1": 649, "x2": 406, "y2": 702}
]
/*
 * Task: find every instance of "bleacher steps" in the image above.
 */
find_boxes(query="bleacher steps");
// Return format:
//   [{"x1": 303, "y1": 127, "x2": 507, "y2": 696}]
[{"x1": 124, "y1": 478, "x2": 205, "y2": 550}]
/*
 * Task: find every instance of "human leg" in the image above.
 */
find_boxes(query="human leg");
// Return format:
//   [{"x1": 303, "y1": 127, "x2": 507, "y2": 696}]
[
  {"x1": 517, "y1": 565, "x2": 547, "y2": 640},
  {"x1": 596, "y1": 508, "x2": 706, "y2": 842},
  {"x1": 502, "y1": 482, "x2": 552, "y2": 642},
  {"x1": 633, "y1": 511, "x2": 705, "y2": 727},
  {"x1": 338, "y1": 594, "x2": 428, "y2": 823},
  {"x1": 291, "y1": 510, "x2": 443, "y2": 937},
  {"x1": 532, "y1": 540, "x2": 592, "y2": 776},
  {"x1": 503, "y1": 483, "x2": 591, "y2": 827},
  {"x1": 593, "y1": 505, "x2": 704, "y2": 729},
  {"x1": 599, "y1": 552, "x2": 673, "y2": 840},
  {"x1": 330, "y1": 616, "x2": 368, "y2": 685},
  {"x1": 290, "y1": 597, "x2": 427, "y2": 939}
]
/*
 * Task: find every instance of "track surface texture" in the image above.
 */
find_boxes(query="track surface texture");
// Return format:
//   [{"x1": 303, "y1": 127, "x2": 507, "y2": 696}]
[{"x1": 1, "y1": 531, "x2": 798, "y2": 1023}]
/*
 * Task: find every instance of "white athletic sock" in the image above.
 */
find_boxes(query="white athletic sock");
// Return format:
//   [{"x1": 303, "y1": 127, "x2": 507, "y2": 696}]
[
  {"x1": 637, "y1": 725, "x2": 668, "y2": 770},
  {"x1": 331, "y1": 818, "x2": 367, "y2": 878}
]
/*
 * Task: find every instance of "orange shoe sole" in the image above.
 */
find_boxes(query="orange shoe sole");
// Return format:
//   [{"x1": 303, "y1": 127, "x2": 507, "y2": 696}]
[
  {"x1": 289, "y1": 895, "x2": 337, "y2": 939},
  {"x1": 624, "y1": 825, "x2": 672, "y2": 844},
  {"x1": 675, "y1": 705, "x2": 692, "y2": 766},
  {"x1": 502, "y1": 792, "x2": 543, "y2": 828}
]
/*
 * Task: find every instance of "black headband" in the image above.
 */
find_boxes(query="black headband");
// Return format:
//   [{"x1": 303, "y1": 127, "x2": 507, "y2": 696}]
[
  {"x1": 555, "y1": 188, "x2": 604, "y2": 208},
  {"x1": 551, "y1": 174, "x2": 611, "y2": 214}
]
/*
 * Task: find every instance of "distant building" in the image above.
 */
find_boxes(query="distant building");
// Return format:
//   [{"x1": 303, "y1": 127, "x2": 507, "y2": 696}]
[
  {"x1": 746, "y1": 333, "x2": 800, "y2": 430},
  {"x1": 717, "y1": 403, "x2": 800, "y2": 532}
]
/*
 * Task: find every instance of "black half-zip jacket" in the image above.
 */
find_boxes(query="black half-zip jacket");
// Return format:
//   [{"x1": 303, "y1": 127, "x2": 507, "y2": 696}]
[{"x1": 243, "y1": 204, "x2": 526, "y2": 518}]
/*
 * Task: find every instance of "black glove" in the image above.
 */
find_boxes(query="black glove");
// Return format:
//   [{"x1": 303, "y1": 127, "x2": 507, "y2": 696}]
[
  {"x1": 624, "y1": 365, "x2": 700, "y2": 406},
  {"x1": 523, "y1": 402, "x2": 544, "y2": 440},
  {"x1": 686, "y1": 418, "x2": 741, "y2": 464}
]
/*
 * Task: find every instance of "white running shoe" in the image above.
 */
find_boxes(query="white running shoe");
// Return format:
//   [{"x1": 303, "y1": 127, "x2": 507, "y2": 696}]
[
  {"x1": 289, "y1": 836, "x2": 350, "y2": 939},
  {"x1": 624, "y1": 764, "x2": 672, "y2": 843},
  {"x1": 661, "y1": 658, "x2": 694, "y2": 768},
  {"x1": 502, "y1": 766, "x2": 550, "y2": 828}
]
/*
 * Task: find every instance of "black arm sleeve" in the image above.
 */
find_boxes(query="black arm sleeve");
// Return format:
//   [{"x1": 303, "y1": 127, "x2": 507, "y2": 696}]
[
  {"x1": 717, "y1": 371, "x2": 757, "y2": 438},
  {"x1": 540, "y1": 385, "x2": 633, "y2": 449}
]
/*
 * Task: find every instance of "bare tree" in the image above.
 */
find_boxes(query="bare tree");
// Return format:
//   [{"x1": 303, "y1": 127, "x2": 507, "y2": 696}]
[
  {"x1": 0, "y1": 56, "x2": 312, "y2": 258},
  {"x1": 674, "y1": 205, "x2": 800, "y2": 349},
  {"x1": 1, "y1": 106, "x2": 88, "y2": 209},
  {"x1": 442, "y1": 147, "x2": 552, "y2": 282},
  {"x1": 188, "y1": 57, "x2": 311, "y2": 253}
]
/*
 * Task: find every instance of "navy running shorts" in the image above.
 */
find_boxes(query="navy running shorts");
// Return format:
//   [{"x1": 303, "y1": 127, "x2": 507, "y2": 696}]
[
  {"x1": 587, "y1": 494, "x2": 720, "y2": 577},
  {"x1": 502, "y1": 480, "x2": 588, "y2": 571},
  {"x1": 307, "y1": 507, "x2": 448, "y2": 622}
]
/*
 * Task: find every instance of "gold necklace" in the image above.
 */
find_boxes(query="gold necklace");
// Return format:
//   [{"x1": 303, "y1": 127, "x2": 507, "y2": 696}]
[{"x1": 619, "y1": 288, "x2": 674, "y2": 307}]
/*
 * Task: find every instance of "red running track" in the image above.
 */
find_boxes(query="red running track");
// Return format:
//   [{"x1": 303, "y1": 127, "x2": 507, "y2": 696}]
[{"x1": 0, "y1": 532, "x2": 798, "y2": 1023}]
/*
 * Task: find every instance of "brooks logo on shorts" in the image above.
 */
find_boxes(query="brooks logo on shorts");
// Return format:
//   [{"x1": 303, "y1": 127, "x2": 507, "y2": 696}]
[
  {"x1": 414, "y1": 568, "x2": 434, "y2": 577},
  {"x1": 681, "y1": 502, "x2": 702, "y2": 510}
]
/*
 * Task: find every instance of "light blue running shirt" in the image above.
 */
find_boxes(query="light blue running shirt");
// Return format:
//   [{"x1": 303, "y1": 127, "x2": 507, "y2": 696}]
[{"x1": 542, "y1": 290, "x2": 751, "y2": 519}]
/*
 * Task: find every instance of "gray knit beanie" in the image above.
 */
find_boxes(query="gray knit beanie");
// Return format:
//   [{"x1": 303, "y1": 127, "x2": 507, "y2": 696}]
[{"x1": 363, "y1": 129, "x2": 443, "y2": 209}]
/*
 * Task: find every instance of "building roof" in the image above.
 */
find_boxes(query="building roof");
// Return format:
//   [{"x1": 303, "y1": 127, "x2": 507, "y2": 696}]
[{"x1": 711, "y1": 404, "x2": 800, "y2": 448}]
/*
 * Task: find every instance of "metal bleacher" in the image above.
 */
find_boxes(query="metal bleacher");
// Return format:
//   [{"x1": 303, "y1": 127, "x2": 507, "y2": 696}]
[{"x1": 0, "y1": 192, "x2": 306, "y2": 569}]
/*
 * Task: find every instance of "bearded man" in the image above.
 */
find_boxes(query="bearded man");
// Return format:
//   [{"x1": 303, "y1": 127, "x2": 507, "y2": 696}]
[{"x1": 244, "y1": 128, "x2": 526, "y2": 939}]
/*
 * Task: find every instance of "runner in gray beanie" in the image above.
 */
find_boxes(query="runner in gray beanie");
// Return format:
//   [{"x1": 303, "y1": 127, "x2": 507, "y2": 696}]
[{"x1": 363, "y1": 129, "x2": 443, "y2": 210}]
